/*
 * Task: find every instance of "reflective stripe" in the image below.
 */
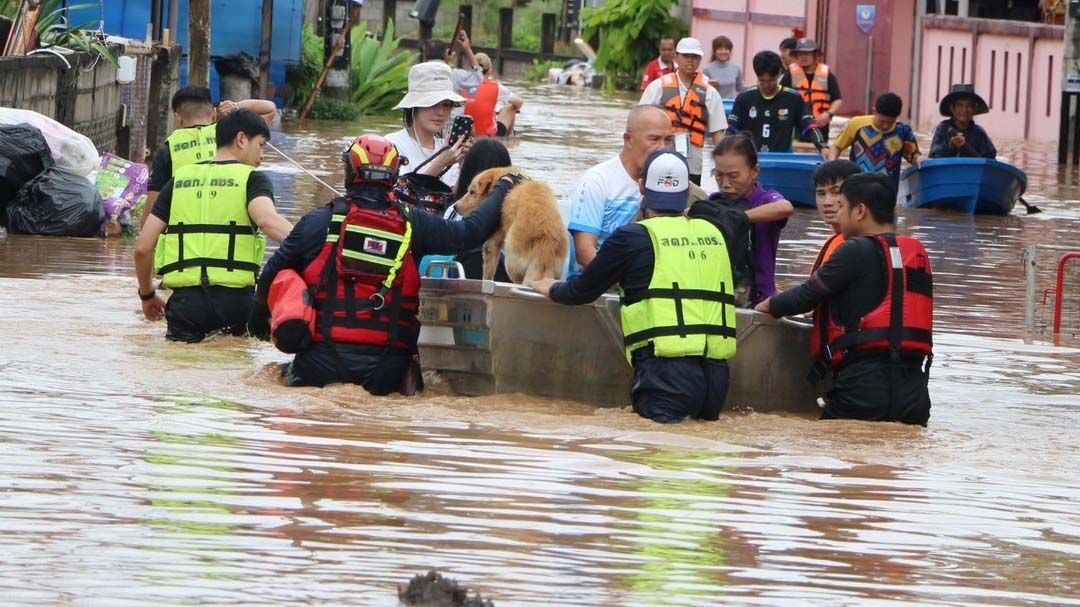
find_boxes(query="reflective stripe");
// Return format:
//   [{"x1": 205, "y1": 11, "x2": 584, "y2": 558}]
[
  {"x1": 342, "y1": 248, "x2": 397, "y2": 267},
  {"x1": 344, "y1": 224, "x2": 405, "y2": 242},
  {"x1": 889, "y1": 246, "x2": 903, "y2": 268}
]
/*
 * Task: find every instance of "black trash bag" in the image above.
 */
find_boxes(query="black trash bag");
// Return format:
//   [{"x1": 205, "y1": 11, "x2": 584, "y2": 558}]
[
  {"x1": 0, "y1": 123, "x2": 53, "y2": 219},
  {"x1": 7, "y1": 167, "x2": 104, "y2": 237}
]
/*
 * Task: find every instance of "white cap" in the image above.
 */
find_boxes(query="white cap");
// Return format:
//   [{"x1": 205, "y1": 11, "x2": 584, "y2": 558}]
[
  {"x1": 394, "y1": 62, "x2": 466, "y2": 110},
  {"x1": 675, "y1": 37, "x2": 705, "y2": 57},
  {"x1": 643, "y1": 150, "x2": 690, "y2": 212}
]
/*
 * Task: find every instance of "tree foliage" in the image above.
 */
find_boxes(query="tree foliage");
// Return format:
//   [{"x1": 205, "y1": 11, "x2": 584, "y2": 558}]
[
  {"x1": 581, "y1": 0, "x2": 683, "y2": 90},
  {"x1": 284, "y1": 24, "x2": 323, "y2": 108}
]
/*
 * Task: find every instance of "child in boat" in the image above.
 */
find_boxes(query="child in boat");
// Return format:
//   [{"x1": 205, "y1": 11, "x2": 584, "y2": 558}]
[
  {"x1": 829, "y1": 92, "x2": 922, "y2": 192},
  {"x1": 710, "y1": 133, "x2": 794, "y2": 305},
  {"x1": 929, "y1": 84, "x2": 997, "y2": 159}
]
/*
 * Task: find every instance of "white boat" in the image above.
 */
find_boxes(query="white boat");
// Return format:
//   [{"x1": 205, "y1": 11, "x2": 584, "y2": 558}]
[{"x1": 417, "y1": 270, "x2": 826, "y2": 415}]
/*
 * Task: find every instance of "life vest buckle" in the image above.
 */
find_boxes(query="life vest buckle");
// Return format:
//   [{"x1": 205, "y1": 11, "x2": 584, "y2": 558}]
[{"x1": 370, "y1": 292, "x2": 386, "y2": 311}]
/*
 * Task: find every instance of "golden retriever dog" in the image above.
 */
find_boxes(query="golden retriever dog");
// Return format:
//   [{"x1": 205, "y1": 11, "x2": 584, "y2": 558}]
[{"x1": 454, "y1": 167, "x2": 568, "y2": 284}]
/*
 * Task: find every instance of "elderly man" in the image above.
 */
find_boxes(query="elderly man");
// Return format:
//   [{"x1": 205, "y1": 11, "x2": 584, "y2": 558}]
[{"x1": 639, "y1": 37, "x2": 728, "y2": 185}]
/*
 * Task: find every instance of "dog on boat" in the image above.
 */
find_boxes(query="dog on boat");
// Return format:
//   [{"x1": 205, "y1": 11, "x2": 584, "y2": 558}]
[
  {"x1": 398, "y1": 570, "x2": 494, "y2": 607},
  {"x1": 453, "y1": 167, "x2": 568, "y2": 284}
]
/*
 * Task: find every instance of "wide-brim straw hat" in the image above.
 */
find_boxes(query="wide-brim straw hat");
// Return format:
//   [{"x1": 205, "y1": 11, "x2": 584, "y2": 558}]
[
  {"x1": 939, "y1": 83, "x2": 989, "y2": 116},
  {"x1": 394, "y1": 61, "x2": 465, "y2": 110}
]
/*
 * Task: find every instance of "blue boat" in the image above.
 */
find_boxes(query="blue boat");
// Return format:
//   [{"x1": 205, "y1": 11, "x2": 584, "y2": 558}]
[
  {"x1": 899, "y1": 158, "x2": 1027, "y2": 215},
  {"x1": 757, "y1": 152, "x2": 823, "y2": 209},
  {"x1": 723, "y1": 98, "x2": 734, "y2": 116}
]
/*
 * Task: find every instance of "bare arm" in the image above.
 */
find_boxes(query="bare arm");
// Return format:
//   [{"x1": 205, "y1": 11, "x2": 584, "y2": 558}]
[
  {"x1": 138, "y1": 190, "x2": 159, "y2": 228},
  {"x1": 573, "y1": 231, "x2": 600, "y2": 268},
  {"x1": 134, "y1": 216, "x2": 168, "y2": 319},
  {"x1": 828, "y1": 99, "x2": 843, "y2": 117},
  {"x1": 827, "y1": 145, "x2": 841, "y2": 161},
  {"x1": 745, "y1": 199, "x2": 794, "y2": 223},
  {"x1": 457, "y1": 30, "x2": 478, "y2": 69},
  {"x1": 508, "y1": 94, "x2": 524, "y2": 111},
  {"x1": 248, "y1": 196, "x2": 294, "y2": 242},
  {"x1": 218, "y1": 99, "x2": 278, "y2": 126}
]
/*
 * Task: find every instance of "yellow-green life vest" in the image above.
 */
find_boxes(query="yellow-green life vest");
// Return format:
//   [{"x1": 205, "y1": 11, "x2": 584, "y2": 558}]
[
  {"x1": 154, "y1": 162, "x2": 266, "y2": 289},
  {"x1": 166, "y1": 124, "x2": 218, "y2": 172},
  {"x1": 620, "y1": 216, "x2": 737, "y2": 361}
]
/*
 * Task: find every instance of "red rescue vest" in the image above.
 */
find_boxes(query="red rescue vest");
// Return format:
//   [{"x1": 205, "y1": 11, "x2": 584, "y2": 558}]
[
  {"x1": 268, "y1": 269, "x2": 317, "y2": 353},
  {"x1": 658, "y1": 72, "x2": 710, "y2": 148},
  {"x1": 301, "y1": 197, "x2": 421, "y2": 351},
  {"x1": 811, "y1": 234, "x2": 933, "y2": 369},
  {"x1": 463, "y1": 79, "x2": 500, "y2": 137},
  {"x1": 789, "y1": 63, "x2": 832, "y2": 118}
]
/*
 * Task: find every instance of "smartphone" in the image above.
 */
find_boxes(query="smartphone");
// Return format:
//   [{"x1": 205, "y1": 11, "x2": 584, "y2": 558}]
[{"x1": 448, "y1": 114, "x2": 474, "y2": 146}]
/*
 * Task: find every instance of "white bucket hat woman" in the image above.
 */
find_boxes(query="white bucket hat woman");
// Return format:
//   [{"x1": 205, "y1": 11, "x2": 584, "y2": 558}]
[{"x1": 386, "y1": 62, "x2": 470, "y2": 187}]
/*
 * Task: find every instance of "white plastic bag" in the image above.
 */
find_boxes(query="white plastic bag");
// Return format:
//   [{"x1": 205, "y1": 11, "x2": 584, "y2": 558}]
[{"x1": 0, "y1": 107, "x2": 100, "y2": 177}]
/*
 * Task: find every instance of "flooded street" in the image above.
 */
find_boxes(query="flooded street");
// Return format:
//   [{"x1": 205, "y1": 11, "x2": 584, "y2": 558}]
[{"x1": 1, "y1": 84, "x2": 1078, "y2": 606}]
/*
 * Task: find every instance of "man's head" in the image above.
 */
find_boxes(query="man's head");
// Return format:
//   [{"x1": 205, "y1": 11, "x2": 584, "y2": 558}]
[
  {"x1": 475, "y1": 52, "x2": 493, "y2": 76},
  {"x1": 639, "y1": 150, "x2": 690, "y2": 217},
  {"x1": 872, "y1": 92, "x2": 903, "y2": 133},
  {"x1": 838, "y1": 172, "x2": 896, "y2": 238},
  {"x1": 779, "y1": 37, "x2": 797, "y2": 65},
  {"x1": 622, "y1": 105, "x2": 675, "y2": 179},
  {"x1": 674, "y1": 38, "x2": 705, "y2": 79},
  {"x1": 794, "y1": 38, "x2": 818, "y2": 70},
  {"x1": 420, "y1": 38, "x2": 450, "y2": 64},
  {"x1": 812, "y1": 160, "x2": 861, "y2": 230},
  {"x1": 216, "y1": 108, "x2": 271, "y2": 167},
  {"x1": 950, "y1": 97, "x2": 976, "y2": 127},
  {"x1": 171, "y1": 85, "x2": 214, "y2": 127},
  {"x1": 752, "y1": 50, "x2": 785, "y2": 97},
  {"x1": 659, "y1": 36, "x2": 677, "y2": 65}
]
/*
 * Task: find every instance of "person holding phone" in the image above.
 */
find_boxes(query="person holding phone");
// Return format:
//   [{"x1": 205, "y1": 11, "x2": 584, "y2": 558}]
[{"x1": 386, "y1": 62, "x2": 473, "y2": 188}]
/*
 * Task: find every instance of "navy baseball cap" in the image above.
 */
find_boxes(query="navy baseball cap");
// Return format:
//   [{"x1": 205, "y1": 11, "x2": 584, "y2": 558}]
[{"x1": 642, "y1": 150, "x2": 690, "y2": 213}]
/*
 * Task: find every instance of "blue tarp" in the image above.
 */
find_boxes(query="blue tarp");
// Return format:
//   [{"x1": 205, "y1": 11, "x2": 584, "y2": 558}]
[{"x1": 69, "y1": 0, "x2": 303, "y2": 105}]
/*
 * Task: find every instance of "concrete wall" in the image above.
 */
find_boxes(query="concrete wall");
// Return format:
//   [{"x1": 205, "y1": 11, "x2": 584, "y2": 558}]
[
  {"x1": 0, "y1": 52, "x2": 122, "y2": 152},
  {"x1": 916, "y1": 16, "x2": 1064, "y2": 141},
  {"x1": 690, "y1": 0, "x2": 810, "y2": 87}
]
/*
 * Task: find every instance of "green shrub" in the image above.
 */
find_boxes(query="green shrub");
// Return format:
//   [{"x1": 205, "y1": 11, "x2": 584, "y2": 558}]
[
  {"x1": 309, "y1": 97, "x2": 361, "y2": 121},
  {"x1": 526, "y1": 59, "x2": 562, "y2": 83},
  {"x1": 285, "y1": 24, "x2": 324, "y2": 108},
  {"x1": 350, "y1": 20, "x2": 417, "y2": 116},
  {"x1": 582, "y1": 0, "x2": 684, "y2": 91}
]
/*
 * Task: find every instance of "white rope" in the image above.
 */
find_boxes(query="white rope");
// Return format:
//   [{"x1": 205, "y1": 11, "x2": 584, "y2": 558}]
[{"x1": 265, "y1": 141, "x2": 342, "y2": 196}]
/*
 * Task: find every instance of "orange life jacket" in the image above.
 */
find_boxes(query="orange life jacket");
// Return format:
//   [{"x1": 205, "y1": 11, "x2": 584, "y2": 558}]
[
  {"x1": 811, "y1": 234, "x2": 933, "y2": 370},
  {"x1": 658, "y1": 72, "x2": 710, "y2": 148},
  {"x1": 268, "y1": 269, "x2": 317, "y2": 353},
  {"x1": 811, "y1": 233, "x2": 845, "y2": 274},
  {"x1": 463, "y1": 79, "x2": 500, "y2": 138},
  {"x1": 789, "y1": 63, "x2": 832, "y2": 118},
  {"x1": 301, "y1": 197, "x2": 421, "y2": 352}
]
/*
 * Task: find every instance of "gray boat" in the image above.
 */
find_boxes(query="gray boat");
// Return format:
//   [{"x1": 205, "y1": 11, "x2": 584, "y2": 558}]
[{"x1": 417, "y1": 267, "x2": 826, "y2": 415}]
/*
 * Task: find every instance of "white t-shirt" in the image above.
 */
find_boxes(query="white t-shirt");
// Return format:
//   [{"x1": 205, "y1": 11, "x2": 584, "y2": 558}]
[
  {"x1": 385, "y1": 128, "x2": 459, "y2": 188},
  {"x1": 565, "y1": 155, "x2": 643, "y2": 277},
  {"x1": 639, "y1": 74, "x2": 728, "y2": 177}
]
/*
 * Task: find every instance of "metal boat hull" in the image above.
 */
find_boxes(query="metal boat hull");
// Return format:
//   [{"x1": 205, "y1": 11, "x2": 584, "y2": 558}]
[
  {"x1": 900, "y1": 158, "x2": 1027, "y2": 215},
  {"x1": 417, "y1": 278, "x2": 826, "y2": 415},
  {"x1": 758, "y1": 152, "x2": 824, "y2": 208}
]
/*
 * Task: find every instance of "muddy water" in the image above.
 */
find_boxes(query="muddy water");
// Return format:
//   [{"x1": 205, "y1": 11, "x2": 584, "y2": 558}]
[{"x1": 1, "y1": 84, "x2": 1078, "y2": 606}]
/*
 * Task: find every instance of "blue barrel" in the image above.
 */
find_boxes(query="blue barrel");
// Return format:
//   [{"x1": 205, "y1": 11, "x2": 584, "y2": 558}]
[{"x1": 757, "y1": 152, "x2": 823, "y2": 209}]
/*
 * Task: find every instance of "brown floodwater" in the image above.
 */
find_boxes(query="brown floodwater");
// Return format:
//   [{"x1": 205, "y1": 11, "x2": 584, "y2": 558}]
[{"x1": 0, "y1": 84, "x2": 1078, "y2": 606}]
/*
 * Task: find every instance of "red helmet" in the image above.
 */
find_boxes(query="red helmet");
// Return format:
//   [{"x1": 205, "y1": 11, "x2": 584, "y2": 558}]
[{"x1": 342, "y1": 135, "x2": 404, "y2": 188}]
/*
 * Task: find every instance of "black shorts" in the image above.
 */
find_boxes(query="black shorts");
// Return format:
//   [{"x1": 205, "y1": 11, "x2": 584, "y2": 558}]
[
  {"x1": 824, "y1": 356, "x2": 931, "y2": 426},
  {"x1": 630, "y1": 350, "x2": 730, "y2": 423},
  {"x1": 165, "y1": 286, "x2": 254, "y2": 343},
  {"x1": 496, "y1": 122, "x2": 508, "y2": 137}
]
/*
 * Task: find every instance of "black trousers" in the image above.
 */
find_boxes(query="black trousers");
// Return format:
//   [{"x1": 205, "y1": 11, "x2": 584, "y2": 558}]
[
  {"x1": 689, "y1": 174, "x2": 702, "y2": 186},
  {"x1": 165, "y1": 286, "x2": 254, "y2": 343},
  {"x1": 630, "y1": 351, "x2": 730, "y2": 423},
  {"x1": 287, "y1": 342, "x2": 419, "y2": 395},
  {"x1": 824, "y1": 355, "x2": 931, "y2": 426}
]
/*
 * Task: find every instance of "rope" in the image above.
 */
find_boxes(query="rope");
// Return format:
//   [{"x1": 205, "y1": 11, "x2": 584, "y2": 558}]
[{"x1": 265, "y1": 141, "x2": 343, "y2": 197}]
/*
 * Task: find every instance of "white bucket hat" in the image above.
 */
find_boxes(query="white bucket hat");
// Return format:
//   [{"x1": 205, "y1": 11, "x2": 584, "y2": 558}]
[{"x1": 393, "y1": 62, "x2": 466, "y2": 110}]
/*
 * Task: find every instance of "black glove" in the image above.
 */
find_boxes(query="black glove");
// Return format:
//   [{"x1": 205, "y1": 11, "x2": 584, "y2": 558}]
[{"x1": 247, "y1": 300, "x2": 271, "y2": 341}]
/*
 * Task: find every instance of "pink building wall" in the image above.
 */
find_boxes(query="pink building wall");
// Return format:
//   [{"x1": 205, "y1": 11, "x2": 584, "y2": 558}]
[
  {"x1": 690, "y1": 0, "x2": 812, "y2": 87},
  {"x1": 916, "y1": 16, "x2": 1063, "y2": 141}
]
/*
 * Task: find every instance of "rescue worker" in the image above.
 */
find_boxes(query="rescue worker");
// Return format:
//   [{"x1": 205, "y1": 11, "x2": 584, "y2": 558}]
[
  {"x1": 531, "y1": 151, "x2": 739, "y2": 423},
  {"x1": 755, "y1": 173, "x2": 933, "y2": 426},
  {"x1": 141, "y1": 86, "x2": 277, "y2": 227},
  {"x1": 639, "y1": 37, "x2": 728, "y2": 185},
  {"x1": 780, "y1": 38, "x2": 842, "y2": 144},
  {"x1": 811, "y1": 159, "x2": 861, "y2": 270},
  {"x1": 463, "y1": 52, "x2": 524, "y2": 137},
  {"x1": 248, "y1": 135, "x2": 522, "y2": 393},
  {"x1": 134, "y1": 109, "x2": 294, "y2": 342}
]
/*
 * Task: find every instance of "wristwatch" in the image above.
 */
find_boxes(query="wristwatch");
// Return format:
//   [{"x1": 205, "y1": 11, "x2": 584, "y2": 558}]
[{"x1": 138, "y1": 288, "x2": 156, "y2": 301}]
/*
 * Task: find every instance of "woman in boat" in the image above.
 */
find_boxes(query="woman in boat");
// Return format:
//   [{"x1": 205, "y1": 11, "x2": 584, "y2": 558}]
[{"x1": 929, "y1": 84, "x2": 997, "y2": 159}]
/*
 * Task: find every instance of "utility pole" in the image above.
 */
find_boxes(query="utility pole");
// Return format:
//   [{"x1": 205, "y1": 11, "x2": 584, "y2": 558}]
[
  {"x1": 189, "y1": 0, "x2": 211, "y2": 87},
  {"x1": 1059, "y1": 0, "x2": 1080, "y2": 164},
  {"x1": 323, "y1": 0, "x2": 354, "y2": 100}
]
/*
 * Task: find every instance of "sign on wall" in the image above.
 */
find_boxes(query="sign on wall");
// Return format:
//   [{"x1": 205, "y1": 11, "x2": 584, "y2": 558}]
[{"x1": 856, "y1": 4, "x2": 877, "y2": 34}]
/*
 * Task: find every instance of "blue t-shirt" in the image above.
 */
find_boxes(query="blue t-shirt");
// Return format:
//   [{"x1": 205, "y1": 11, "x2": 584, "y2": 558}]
[{"x1": 566, "y1": 155, "x2": 643, "y2": 277}]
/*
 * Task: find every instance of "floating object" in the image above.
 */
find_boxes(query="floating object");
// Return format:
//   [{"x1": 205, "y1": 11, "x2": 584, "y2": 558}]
[
  {"x1": 417, "y1": 274, "x2": 825, "y2": 414},
  {"x1": 899, "y1": 158, "x2": 1027, "y2": 215},
  {"x1": 723, "y1": 98, "x2": 733, "y2": 116},
  {"x1": 757, "y1": 152, "x2": 823, "y2": 209}
]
